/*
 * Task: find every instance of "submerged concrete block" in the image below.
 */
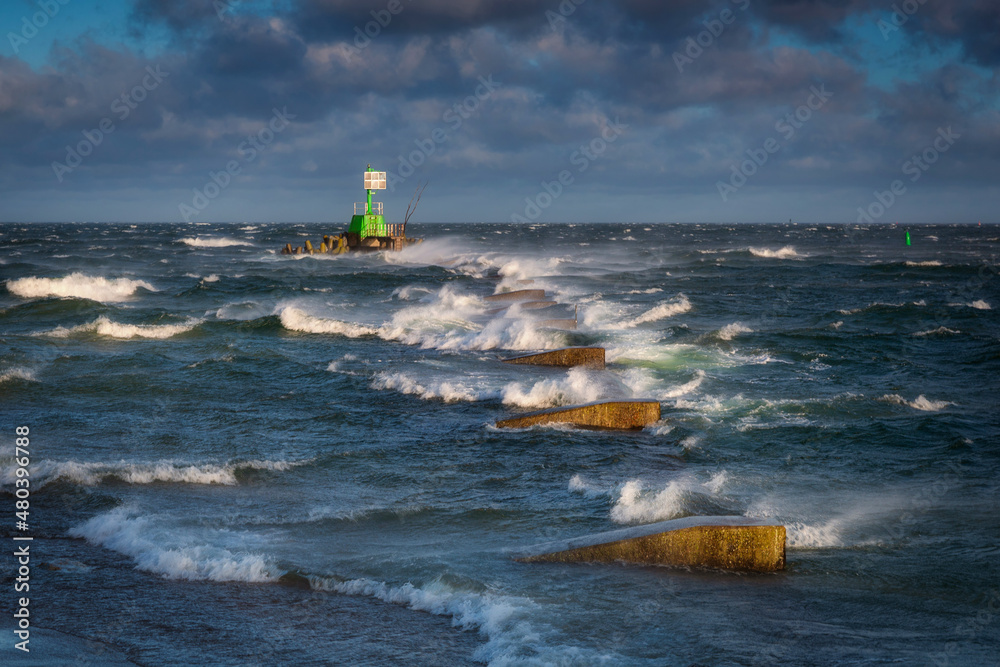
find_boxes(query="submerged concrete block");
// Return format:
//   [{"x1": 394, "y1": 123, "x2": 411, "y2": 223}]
[
  {"x1": 515, "y1": 516, "x2": 786, "y2": 572},
  {"x1": 502, "y1": 347, "x2": 605, "y2": 369},
  {"x1": 537, "y1": 318, "x2": 577, "y2": 330},
  {"x1": 496, "y1": 399, "x2": 659, "y2": 430},
  {"x1": 484, "y1": 289, "x2": 547, "y2": 303},
  {"x1": 519, "y1": 300, "x2": 558, "y2": 310}
]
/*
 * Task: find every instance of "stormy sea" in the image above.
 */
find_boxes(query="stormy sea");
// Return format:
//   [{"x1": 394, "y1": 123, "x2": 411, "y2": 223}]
[{"x1": 2, "y1": 222, "x2": 998, "y2": 666}]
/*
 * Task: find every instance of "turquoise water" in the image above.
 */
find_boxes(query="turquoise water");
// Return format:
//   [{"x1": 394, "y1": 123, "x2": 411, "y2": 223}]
[{"x1": 2, "y1": 222, "x2": 998, "y2": 665}]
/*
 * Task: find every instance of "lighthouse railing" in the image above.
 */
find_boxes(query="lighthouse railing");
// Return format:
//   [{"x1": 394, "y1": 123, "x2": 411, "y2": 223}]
[{"x1": 354, "y1": 202, "x2": 383, "y2": 215}]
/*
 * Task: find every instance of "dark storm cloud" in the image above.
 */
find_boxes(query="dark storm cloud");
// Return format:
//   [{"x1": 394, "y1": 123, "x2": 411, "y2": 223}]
[{"x1": 0, "y1": 0, "x2": 997, "y2": 220}]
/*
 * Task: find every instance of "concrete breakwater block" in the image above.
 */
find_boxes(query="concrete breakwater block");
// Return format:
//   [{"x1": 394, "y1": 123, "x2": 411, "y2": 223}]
[
  {"x1": 537, "y1": 318, "x2": 577, "y2": 330},
  {"x1": 484, "y1": 289, "x2": 547, "y2": 303},
  {"x1": 515, "y1": 516, "x2": 786, "y2": 572},
  {"x1": 519, "y1": 300, "x2": 558, "y2": 310},
  {"x1": 502, "y1": 347, "x2": 605, "y2": 369},
  {"x1": 496, "y1": 399, "x2": 659, "y2": 430}
]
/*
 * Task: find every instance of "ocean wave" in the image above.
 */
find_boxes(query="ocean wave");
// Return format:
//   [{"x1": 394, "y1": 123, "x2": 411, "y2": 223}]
[
  {"x1": 879, "y1": 394, "x2": 952, "y2": 411},
  {"x1": 278, "y1": 306, "x2": 378, "y2": 337},
  {"x1": 6, "y1": 273, "x2": 155, "y2": 302},
  {"x1": 904, "y1": 260, "x2": 942, "y2": 267},
  {"x1": 501, "y1": 367, "x2": 628, "y2": 409},
  {"x1": 785, "y1": 520, "x2": 845, "y2": 548},
  {"x1": 38, "y1": 316, "x2": 200, "y2": 339},
  {"x1": 69, "y1": 509, "x2": 279, "y2": 582},
  {"x1": 839, "y1": 300, "x2": 927, "y2": 315},
  {"x1": 947, "y1": 300, "x2": 991, "y2": 310},
  {"x1": 3, "y1": 458, "x2": 307, "y2": 489},
  {"x1": 310, "y1": 576, "x2": 574, "y2": 665},
  {"x1": 716, "y1": 322, "x2": 752, "y2": 341},
  {"x1": 371, "y1": 372, "x2": 488, "y2": 403},
  {"x1": 621, "y1": 295, "x2": 691, "y2": 328},
  {"x1": 748, "y1": 245, "x2": 801, "y2": 259},
  {"x1": 609, "y1": 476, "x2": 726, "y2": 524},
  {"x1": 0, "y1": 368, "x2": 37, "y2": 384},
  {"x1": 913, "y1": 326, "x2": 960, "y2": 337},
  {"x1": 381, "y1": 286, "x2": 565, "y2": 351},
  {"x1": 179, "y1": 237, "x2": 253, "y2": 248}
]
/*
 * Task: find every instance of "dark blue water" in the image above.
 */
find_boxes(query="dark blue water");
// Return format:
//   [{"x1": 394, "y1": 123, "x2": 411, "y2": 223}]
[{"x1": 2, "y1": 222, "x2": 998, "y2": 665}]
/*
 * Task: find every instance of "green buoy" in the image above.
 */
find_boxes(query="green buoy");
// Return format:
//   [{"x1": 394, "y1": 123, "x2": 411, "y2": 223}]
[
  {"x1": 905, "y1": 229, "x2": 911, "y2": 246},
  {"x1": 348, "y1": 165, "x2": 389, "y2": 239}
]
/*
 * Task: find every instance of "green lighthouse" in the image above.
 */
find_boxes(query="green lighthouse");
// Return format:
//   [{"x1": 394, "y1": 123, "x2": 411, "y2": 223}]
[{"x1": 348, "y1": 165, "x2": 389, "y2": 239}]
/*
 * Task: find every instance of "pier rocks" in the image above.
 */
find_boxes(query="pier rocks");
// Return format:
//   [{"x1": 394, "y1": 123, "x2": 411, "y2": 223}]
[
  {"x1": 515, "y1": 516, "x2": 786, "y2": 572},
  {"x1": 484, "y1": 289, "x2": 547, "y2": 303},
  {"x1": 496, "y1": 399, "x2": 660, "y2": 430},
  {"x1": 502, "y1": 347, "x2": 605, "y2": 369}
]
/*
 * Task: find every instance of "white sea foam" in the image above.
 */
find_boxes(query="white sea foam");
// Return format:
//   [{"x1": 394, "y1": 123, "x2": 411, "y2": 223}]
[
  {"x1": 4, "y1": 458, "x2": 307, "y2": 489},
  {"x1": 371, "y1": 372, "x2": 487, "y2": 403},
  {"x1": 717, "y1": 322, "x2": 752, "y2": 341},
  {"x1": 658, "y1": 370, "x2": 706, "y2": 400},
  {"x1": 879, "y1": 394, "x2": 952, "y2": 411},
  {"x1": 500, "y1": 368, "x2": 626, "y2": 408},
  {"x1": 310, "y1": 576, "x2": 578, "y2": 665},
  {"x1": 202, "y1": 274, "x2": 220, "y2": 283},
  {"x1": 785, "y1": 520, "x2": 845, "y2": 548},
  {"x1": 69, "y1": 509, "x2": 279, "y2": 582},
  {"x1": 7, "y1": 273, "x2": 155, "y2": 302},
  {"x1": 39, "y1": 316, "x2": 200, "y2": 340},
  {"x1": 968, "y1": 300, "x2": 991, "y2": 310},
  {"x1": 0, "y1": 368, "x2": 37, "y2": 384},
  {"x1": 609, "y1": 476, "x2": 721, "y2": 524},
  {"x1": 278, "y1": 306, "x2": 378, "y2": 337},
  {"x1": 568, "y1": 474, "x2": 610, "y2": 498},
  {"x1": 904, "y1": 260, "x2": 942, "y2": 267},
  {"x1": 621, "y1": 295, "x2": 691, "y2": 328},
  {"x1": 749, "y1": 245, "x2": 801, "y2": 259},
  {"x1": 913, "y1": 326, "x2": 960, "y2": 337},
  {"x1": 179, "y1": 237, "x2": 253, "y2": 248},
  {"x1": 625, "y1": 288, "x2": 663, "y2": 295},
  {"x1": 380, "y1": 286, "x2": 565, "y2": 351}
]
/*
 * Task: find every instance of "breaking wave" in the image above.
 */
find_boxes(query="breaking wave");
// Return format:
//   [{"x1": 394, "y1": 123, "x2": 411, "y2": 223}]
[
  {"x1": 716, "y1": 322, "x2": 752, "y2": 341},
  {"x1": 621, "y1": 295, "x2": 692, "y2": 328},
  {"x1": 179, "y1": 237, "x2": 253, "y2": 248},
  {"x1": 748, "y1": 245, "x2": 801, "y2": 259},
  {"x1": 3, "y1": 458, "x2": 307, "y2": 489},
  {"x1": 39, "y1": 316, "x2": 200, "y2": 339},
  {"x1": 278, "y1": 307, "x2": 379, "y2": 337},
  {"x1": 69, "y1": 509, "x2": 279, "y2": 582},
  {"x1": 879, "y1": 394, "x2": 952, "y2": 412},
  {"x1": 7, "y1": 273, "x2": 155, "y2": 302}
]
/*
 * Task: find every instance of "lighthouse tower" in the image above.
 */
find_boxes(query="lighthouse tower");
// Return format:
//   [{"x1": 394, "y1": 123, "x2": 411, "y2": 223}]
[{"x1": 348, "y1": 165, "x2": 389, "y2": 239}]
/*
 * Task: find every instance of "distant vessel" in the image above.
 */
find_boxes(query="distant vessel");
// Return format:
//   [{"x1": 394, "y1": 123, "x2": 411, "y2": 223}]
[{"x1": 281, "y1": 165, "x2": 422, "y2": 255}]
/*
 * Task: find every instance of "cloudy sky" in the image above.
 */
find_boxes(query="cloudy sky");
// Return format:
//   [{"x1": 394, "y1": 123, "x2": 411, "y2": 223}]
[{"x1": 1, "y1": 0, "x2": 997, "y2": 223}]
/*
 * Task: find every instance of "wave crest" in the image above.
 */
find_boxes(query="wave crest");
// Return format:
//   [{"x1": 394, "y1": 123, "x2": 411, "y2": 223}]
[
  {"x1": 38, "y1": 316, "x2": 200, "y2": 339},
  {"x1": 7, "y1": 273, "x2": 155, "y2": 302},
  {"x1": 179, "y1": 237, "x2": 253, "y2": 248}
]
